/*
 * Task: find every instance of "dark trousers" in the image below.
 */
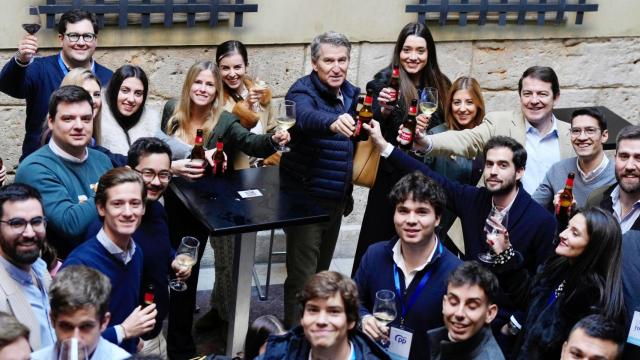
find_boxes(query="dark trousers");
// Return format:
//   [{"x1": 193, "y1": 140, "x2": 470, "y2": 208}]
[{"x1": 165, "y1": 187, "x2": 210, "y2": 360}]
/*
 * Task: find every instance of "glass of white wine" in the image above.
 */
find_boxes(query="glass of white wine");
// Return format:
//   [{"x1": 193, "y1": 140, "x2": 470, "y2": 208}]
[
  {"x1": 58, "y1": 338, "x2": 88, "y2": 360},
  {"x1": 251, "y1": 64, "x2": 268, "y2": 112},
  {"x1": 372, "y1": 289, "x2": 397, "y2": 347},
  {"x1": 276, "y1": 100, "x2": 296, "y2": 152},
  {"x1": 419, "y1": 87, "x2": 438, "y2": 121},
  {"x1": 169, "y1": 236, "x2": 199, "y2": 292}
]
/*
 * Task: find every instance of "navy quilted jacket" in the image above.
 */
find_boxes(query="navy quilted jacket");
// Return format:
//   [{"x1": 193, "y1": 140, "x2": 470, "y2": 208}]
[{"x1": 281, "y1": 71, "x2": 360, "y2": 200}]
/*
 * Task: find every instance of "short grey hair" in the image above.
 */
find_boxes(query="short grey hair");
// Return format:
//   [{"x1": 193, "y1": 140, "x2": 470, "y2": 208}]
[{"x1": 310, "y1": 31, "x2": 351, "y2": 63}]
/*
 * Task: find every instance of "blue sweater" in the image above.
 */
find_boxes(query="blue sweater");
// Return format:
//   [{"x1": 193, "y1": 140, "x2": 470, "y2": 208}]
[
  {"x1": 86, "y1": 201, "x2": 174, "y2": 339},
  {"x1": 0, "y1": 54, "x2": 112, "y2": 160},
  {"x1": 281, "y1": 71, "x2": 360, "y2": 200},
  {"x1": 62, "y1": 236, "x2": 143, "y2": 354},
  {"x1": 353, "y1": 237, "x2": 461, "y2": 360},
  {"x1": 15, "y1": 145, "x2": 113, "y2": 258}
]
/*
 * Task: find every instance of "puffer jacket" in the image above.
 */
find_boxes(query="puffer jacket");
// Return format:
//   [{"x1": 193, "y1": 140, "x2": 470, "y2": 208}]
[{"x1": 280, "y1": 71, "x2": 360, "y2": 200}]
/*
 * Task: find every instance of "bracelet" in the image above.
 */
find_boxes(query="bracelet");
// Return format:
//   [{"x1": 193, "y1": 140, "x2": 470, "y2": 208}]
[{"x1": 494, "y1": 246, "x2": 515, "y2": 265}]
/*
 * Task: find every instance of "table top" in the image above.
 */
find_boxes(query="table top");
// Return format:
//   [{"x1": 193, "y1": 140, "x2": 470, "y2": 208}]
[
  {"x1": 169, "y1": 166, "x2": 330, "y2": 236},
  {"x1": 553, "y1": 106, "x2": 631, "y2": 150}
]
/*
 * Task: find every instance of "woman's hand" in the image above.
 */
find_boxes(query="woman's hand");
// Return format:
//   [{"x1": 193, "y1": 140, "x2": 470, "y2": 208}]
[
  {"x1": 377, "y1": 87, "x2": 396, "y2": 117},
  {"x1": 486, "y1": 218, "x2": 511, "y2": 255},
  {"x1": 416, "y1": 113, "x2": 431, "y2": 134},
  {"x1": 247, "y1": 83, "x2": 266, "y2": 110},
  {"x1": 171, "y1": 159, "x2": 206, "y2": 180},
  {"x1": 362, "y1": 120, "x2": 388, "y2": 152},
  {"x1": 205, "y1": 149, "x2": 228, "y2": 173},
  {"x1": 272, "y1": 129, "x2": 290, "y2": 146}
]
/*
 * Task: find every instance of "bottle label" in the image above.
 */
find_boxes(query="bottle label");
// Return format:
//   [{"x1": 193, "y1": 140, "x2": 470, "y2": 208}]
[
  {"x1": 216, "y1": 142, "x2": 223, "y2": 151},
  {"x1": 408, "y1": 105, "x2": 417, "y2": 116},
  {"x1": 195, "y1": 135, "x2": 203, "y2": 144},
  {"x1": 144, "y1": 292, "x2": 154, "y2": 305},
  {"x1": 354, "y1": 120, "x2": 362, "y2": 137},
  {"x1": 392, "y1": 67, "x2": 400, "y2": 77},
  {"x1": 364, "y1": 95, "x2": 373, "y2": 105},
  {"x1": 399, "y1": 127, "x2": 413, "y2": 145},
  {"x1": 389, "y1": 89, "x2": 398, "y2": 102}
]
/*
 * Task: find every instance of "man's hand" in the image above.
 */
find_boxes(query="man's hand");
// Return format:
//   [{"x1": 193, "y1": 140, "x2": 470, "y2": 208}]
[
  {"x1": 396, "y1": 125, "x2": 429, "y2": 152},
  {"x1": 486, "y1": 218, "x2": 511, "y2": 255},
  {"x1": 17, "y1": 34, "x2": 38, "y2": 64},
  {"x1": 171, "y1": 259, "x2": 192, "y2": 281},
  {"x1": 361, "y1": 315, "x2": 389, "y2": 343},
  {"x1": 362, "y1": 120, "x2": 388, "y2": 152},
  {"x1": 329, "y1": 114, "x2": 355, "y2": 137},
  {"x1": 121, "y1": 304, "x2": 157, "y2": 339},
  {"x1": 553, "y1": 190, "x2": 576, "y2": 217}
]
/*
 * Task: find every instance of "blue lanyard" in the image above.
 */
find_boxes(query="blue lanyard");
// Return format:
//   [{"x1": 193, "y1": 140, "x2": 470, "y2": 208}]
[
  {"x1": 393, "y1": 242, "x2": 442, "y2": 324},
  {"x1": 57, "y1": 53, "x2": 95, "y2": 76},
  {"x1": 546, "y1": 290, "x2": 558, "y2": 306}
]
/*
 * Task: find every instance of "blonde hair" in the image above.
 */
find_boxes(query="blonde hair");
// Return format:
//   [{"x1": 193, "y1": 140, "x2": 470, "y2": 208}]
[
  {"x1": 166, "y1": 61, "x2": 223, "y2": 145},
  {"x1": 445, "y1": 76, "x2": 485, "y2": 131},
  {"x1": 61, "y1": 68, "x2": 103, "y2": 143}
]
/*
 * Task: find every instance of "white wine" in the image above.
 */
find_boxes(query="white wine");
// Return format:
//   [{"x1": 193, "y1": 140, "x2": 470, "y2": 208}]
[
  {"x1": 419, "y1": 102, "x2": 437, "y2": 116},
  {"x1": 277, "y1": 117, "x2": 296, "y2": 131},
  {"x1": 253, "y1": 80, "x2": 267, "y2": 90},
  {"x1": 373, "y1": 311, "x2": 396, "y2": 326},
  {"x1": 175, "y1": 253, "x2": 197, "y2": 268}
]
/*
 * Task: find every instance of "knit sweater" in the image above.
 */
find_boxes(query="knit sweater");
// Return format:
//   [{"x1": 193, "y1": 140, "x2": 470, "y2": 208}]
[
  {"x1": 0, "y1": 54, "x2": 112, "y2": 160},
  {"x1": 532, "y1": 156, "x2": 615, "y2": 210},
  {"x1": 100, "y1": 102, "x2": 162, "y2": 156},
  {"x1": 62, "y1": 236, "x2": 143, "y2": 354},
  {"x1": 15, "y1": 145, "x2": 113, "y2": 258},
  {"x1": 353, "y1": 237, "x2": 462, "y2": 359}
]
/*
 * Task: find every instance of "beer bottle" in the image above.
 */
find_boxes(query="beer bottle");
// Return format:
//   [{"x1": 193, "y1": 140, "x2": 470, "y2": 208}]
[
  {"x1": 556, "y1": 172, "x2": 575, "y2": 228},
  {"x1": 386, "y1": 65, "x2": 400, "y2": 108},
  {"x1": 212, "y1": 137, "x2": 227, "y2": 177},
  {"x1": 190, "y1": 129, "x2": 206, "y2": 161},
  {"x1": 398, "y1": 99, "x2": 418, "y2": 151},
  {"x1": 351, "y1": 96, "x2": 365, "y2": 140},
  {"x1": 354, "y1": 90, "x2": 374, "y2": 141},
  {"x1": 142, "y1": 284, "x2": 154, "y2": 308}
]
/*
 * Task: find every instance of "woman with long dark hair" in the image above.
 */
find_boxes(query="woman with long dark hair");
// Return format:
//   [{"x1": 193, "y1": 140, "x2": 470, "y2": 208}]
[
  {"x1": 244, "y1": 315, "x2": 285, "y2": 360},
  {"x1": 352, "y1": 22, "x2": 451, "y2": 275},
  {"x1": 488, "y1": 207, "x2": 626, "y2": 359},
  {"x1": 100, "y1": 64, "x2": 159, "y2": 155}
]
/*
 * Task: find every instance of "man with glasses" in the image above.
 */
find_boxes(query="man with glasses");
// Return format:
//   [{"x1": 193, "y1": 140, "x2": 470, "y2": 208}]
[
  {"x1": 85, "y1": 137, "x2": 187, "y2": 358},
  {"x1": 0, "y1": 9, "x2": 112, "y2": 161},
  {"x1": 0, "y1": 183, "x2": 56, "y2": 351},
  {"x1": 15, "y1": 86, "x2": 113, "y2": 259},
  {"x1": 532, "y1": 107, "x2": 615, "y2": 211}
]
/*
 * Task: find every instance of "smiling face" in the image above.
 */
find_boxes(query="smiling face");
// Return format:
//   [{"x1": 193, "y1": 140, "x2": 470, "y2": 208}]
[
  {"x1": 443, "y1": 283, "x2": 497, "y2": 342},
  {"x1": 399, "y1": 35, "x2": 428, "y2": 77},
  {"x1": 58, "y1": 19, "x2": 97, "y2": 68},
  {"x1": 135, "y1": 153, "x2": 171, "y2": 201},
  {"x1": 483, "y1": 147, "x2": 524, "y2": 196},
  {"x1": 451, "y1": 89, "x2": 478, "y2": 129},
  {"x1": 97, "y1": 182, "x2": 145, "y2": 245},
  {"x1": 189, "y1": 69, "x2": 217, "y2": 108},
  {"x1": 300, "y1": 292, "x2": 355, "y2": 352},
  {"x1": 556, "y1": 213, "x2": 589, "y2": 259},
  {"x1": 82, "y1": 78, "x2": 102, "y2": 119},
  {"x1": 218, "y1": 52, "x2": 247, "y2": 92},
  {"x1": 519, "y1": 76, "x2": 558, "y2": 126},
  {"x1": 312, "y1": 44, "x2": 349, "y2": 94},
  {"x1": 394, "y1": 197, "x2": 440, "y2": 247},
  {"x1": 0, "y1": 199, "x2": 45, "y2": 270},
  {"x1": 615, "y1": 139, "x2": 640, "y2": 195},
  {"x1": 570, "y1": 115, "x2": 607, "y2": 161},
  {"x1": 52, "y1": 306, "x2": 109, "y2": 357},
  {"x1": 116, "y1": 77, "x2": 144, "y2": 117},
  {"x1": 48, "y1": 101, "x2": 94, "y2": 158}
]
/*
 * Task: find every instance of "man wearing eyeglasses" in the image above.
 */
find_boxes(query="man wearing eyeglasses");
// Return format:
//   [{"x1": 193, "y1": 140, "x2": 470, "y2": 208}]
[
  {"x1": 532, "y1": 107, "x2": 615, "y2": 212},
  {"x1": 0, "y1": 183, "x2": 56, "y2": 351},
  {"x1": 0, "y1": 9, "x2": 112, "y2": 161}
]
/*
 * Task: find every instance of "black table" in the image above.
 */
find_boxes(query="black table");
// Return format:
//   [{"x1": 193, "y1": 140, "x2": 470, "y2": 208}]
[
  {"x1": 554, "y1": 106, "x2": 632, "y2": 150},
  {"x1": 169, "y1": 166, "x2": 329, "y2": 356}
]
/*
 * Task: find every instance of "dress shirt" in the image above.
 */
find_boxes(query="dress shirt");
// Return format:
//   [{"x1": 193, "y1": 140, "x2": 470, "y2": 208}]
[
  {"x1": 523, "y1": 116, "x2": 561, "y2": 194},
  {"x1": 96, "y1": 228, "x2": 137, "y2": 265},
  {"x1": 392, "y1": 237, "x2": 439, "y2": 286},
  {"x1": 611, "y1": 186, "x2": 640, "y2": 234},
  {"x1": 0, "y1": 256, "x2": 56, "y2": 347},
  {"x1": 576, "y1": 155, "x2": 609, "y2": 183},
  {"x1": 49, "y1": 138, "x2": 88, "y2": 163}
]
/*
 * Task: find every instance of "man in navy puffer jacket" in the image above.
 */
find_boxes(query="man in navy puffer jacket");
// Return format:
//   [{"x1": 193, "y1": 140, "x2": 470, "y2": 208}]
[{"x1": 280, "y1": 31, "x2": 360, "y2": 328}]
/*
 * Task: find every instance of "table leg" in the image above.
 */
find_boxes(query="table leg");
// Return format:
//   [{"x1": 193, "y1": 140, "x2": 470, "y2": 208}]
[{"x1": 227, "y1": 232, "x2": 256, "y2": 356}]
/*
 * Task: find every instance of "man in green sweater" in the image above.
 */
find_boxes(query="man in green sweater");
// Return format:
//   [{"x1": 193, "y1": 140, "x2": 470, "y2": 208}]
[{"x1": 16, "y1": 85, "x2": 112, "y2": 258}]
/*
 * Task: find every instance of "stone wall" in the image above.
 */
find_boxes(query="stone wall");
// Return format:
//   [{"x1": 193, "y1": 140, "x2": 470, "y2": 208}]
[{"x1": 1, "y1": 36, "x2": 638, "y2": 256}]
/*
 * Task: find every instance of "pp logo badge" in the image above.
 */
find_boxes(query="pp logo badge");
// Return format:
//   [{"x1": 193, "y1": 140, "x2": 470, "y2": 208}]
[{"x1": 394, "y1": 334, "x2": 407, "y2": 344}]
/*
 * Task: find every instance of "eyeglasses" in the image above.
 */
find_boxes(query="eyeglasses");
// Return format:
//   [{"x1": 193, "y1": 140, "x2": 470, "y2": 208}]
[
  {"x1": 135, "y1": 169, "x2": 172, "y2": 183},
  {"x1": 0, "y1": 217, "x2": 47, "y2": 233},
  {"x1": 64, "y1": 33, "x2": 96, "y2": 43},
  {"x1": 570, "y1": 127, "x2": 601, "y2": 137}
]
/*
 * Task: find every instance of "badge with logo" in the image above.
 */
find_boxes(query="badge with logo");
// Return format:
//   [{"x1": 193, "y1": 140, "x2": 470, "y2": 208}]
[
  {"x1": 628, "y1": 311, "x2": 640, "y2": 346},
  {"x1": 387, "y1": 325, "x2": 412, "y2": 360}
]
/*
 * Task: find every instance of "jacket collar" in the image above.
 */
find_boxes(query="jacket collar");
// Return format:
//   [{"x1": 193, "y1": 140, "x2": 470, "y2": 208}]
[
  {"x1": 309, "y1": 71, "x2": 358, "y2": 105},
  {"x1": 429, "y1": 326, "x2": 494, "y2": 358},
  {"x1": 384, "y1": 236, "x2": 443, "y2": 268}
]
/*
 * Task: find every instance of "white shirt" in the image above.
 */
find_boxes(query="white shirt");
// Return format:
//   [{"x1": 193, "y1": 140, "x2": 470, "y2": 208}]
[
  {"x1": 610, "y1": 186, "x2": 640, "y2": 234},
  {"x1": 392, "y1": 237, "x2": 439, "y2": 287},
  {"x1": 49, "y1": 138, "x2": 88, "y2": 163},
  {"x1": 308, "y1": 341, "x2": 353, "y2": 360},
  {"x1": 523, "y1": 116, "x2": 561, "y2": 194},
  {"x1": 96, "y1": 228, "x2": 136, "y2": 265},
  {"x1": 576, "y1": 155, "x2": 609, "y2": 183}
]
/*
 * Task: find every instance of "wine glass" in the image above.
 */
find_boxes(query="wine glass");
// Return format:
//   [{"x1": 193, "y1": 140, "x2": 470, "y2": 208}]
[
  {"x1": 275, "y1": 100, "x2": 296, "y2": 152},
  {"x1": 251, "y1": 63, "x2": 268, "y2": 112},
  {"x1": 58, "y1": 338, "x2": 88, "y2": 360},
  {"x1": 23, "y1": 6, "x2": 42, "y2": 35},
  {"x1": 169, "y1": 236, "x2": 200, "y2": 292},
  {"x1": 478, "y1": 208, "x2": 509, "y2": 264},
  {"x1": 372, "y1": 289, "x2": 397, "y2": 347},
  {"x1": 418, "y1": 87, "x2": 438, "y2": 130}
]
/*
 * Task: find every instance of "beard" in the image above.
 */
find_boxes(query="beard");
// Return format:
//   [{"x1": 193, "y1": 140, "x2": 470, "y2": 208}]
[
  {"x1": 615, "y1": 171, "x2": 640, "y2": 194},
  {"x1": 486, "y1": 176, "x2": 518, "y2": 196},
  {"x1": 0, "y1": 235, "x2": 42, "y2": 266}
]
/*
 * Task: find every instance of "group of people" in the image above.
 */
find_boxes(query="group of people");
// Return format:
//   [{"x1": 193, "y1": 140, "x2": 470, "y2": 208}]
[{"x1": 0, "y1": 7, "x2": 637, "y2": 360}]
